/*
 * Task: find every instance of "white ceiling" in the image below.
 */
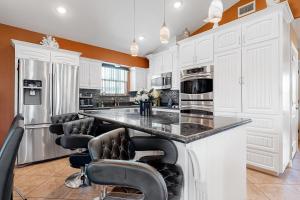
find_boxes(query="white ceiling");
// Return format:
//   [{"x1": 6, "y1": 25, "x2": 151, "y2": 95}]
[
  {"x1": 0, "y1": 0, "x2": 238, "y2": 56},
  {"x1": 292, "y1": 19, "x2": 300, "y2": 47}
]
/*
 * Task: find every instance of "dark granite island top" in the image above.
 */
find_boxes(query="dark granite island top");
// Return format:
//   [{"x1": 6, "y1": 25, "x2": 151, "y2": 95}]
[{"x1": 80, "y1": 108, "x2": 251, "y2": 143}]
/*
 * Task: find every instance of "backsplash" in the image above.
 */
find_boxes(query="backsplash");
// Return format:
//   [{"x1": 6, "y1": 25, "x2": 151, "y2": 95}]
[
  {"x1": 79, "y1": 89, "x2": 179, "y2": 108},
  {"x1": 159, "y1": 90, "x2": 179, "y2": 106},
  {"x1": 79, "y1": 89, "x2": 130, "y2": 108}
]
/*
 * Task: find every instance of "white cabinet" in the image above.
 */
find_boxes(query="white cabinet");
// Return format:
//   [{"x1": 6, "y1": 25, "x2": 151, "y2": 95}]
[
  {"x1": 179, "y1": 35, "x2": 213, "y2": 68},
  {"x1": 147, "y1": 48, "x2": 180, "y2": 90},
  {"x1": 79, "y1": 60, "x2": 90, "y2": 88},
  {"x1": 150, "y1": 54, "x2": 163, "y2": 76},
  {"x1": 195, "y1": 35, "x2": 214, "y2": 64},
  {"x1": 79, "y1": 58, "x2": 102, "y2": 89},
  {"x1": 214, "y1": 49, "x2": 242, "y2": 113},
  {"x1": 14, "y1": 44, "x2": 51, "y2": 62},
  {"x1": 171, "y1": 49, "x2": 180, "y2": 90},
  {"x1": 89, "y1": 61, "x2": 102, "y2": 89},
  {"x1": 130, "y1": 67, "x2": 148, "y2": 91},
  {"x1": 214, "y1": 25, "x2": 241, "y2": 52},
  {"x1": 242, "y1": 39, "x2": 280, "y2": 115},
  {"x1": 179, "y1": 40, "x2": 195, "y2": 67},
  {"x1": 162, "y1": 51, "x2": 173, "y2": 73},
  {"x1": 242, "y1": 13, "x2": 279, "y2": 46},
  {"x1": 51, "y1": 51, "x2": 80, "y2": 66}
]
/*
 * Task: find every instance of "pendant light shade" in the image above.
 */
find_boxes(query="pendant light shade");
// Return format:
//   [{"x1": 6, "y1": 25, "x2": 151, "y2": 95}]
[
  {"x1": 204, "y1": 0, "x2": 224, "y2": 28},
  {"x1": 160, "y1": 0, "x2": 170, "y2": 44},
  {"x1": 130, "y1": 0, "x2": 139, "y2": 56},
  {"x1": 130, "y1": 39, "x2": 139, "y2": 57},
  {"x1": 160, "y1": 23, "x2": 170, "y2": 44}
]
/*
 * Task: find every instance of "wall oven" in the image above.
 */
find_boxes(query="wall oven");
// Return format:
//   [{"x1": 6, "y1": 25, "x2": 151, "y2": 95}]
[
  {"x1": 151, "y1": 72, "x2": 172, "y2": 90},
  {"x1": 180, "y1": 65, "x2": 213, "y2": 114}
]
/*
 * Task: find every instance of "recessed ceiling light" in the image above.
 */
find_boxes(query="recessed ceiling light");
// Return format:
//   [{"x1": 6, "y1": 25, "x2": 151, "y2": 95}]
[
  {"x1": 56, "y1": 6, "x2": 67, "y2": 15},
  {"x1": 138, "y1": 36, "x2": 145, "y2": 41},
  {"x1": 173, "y1": 1, "x2": 183, "y2": 9}
]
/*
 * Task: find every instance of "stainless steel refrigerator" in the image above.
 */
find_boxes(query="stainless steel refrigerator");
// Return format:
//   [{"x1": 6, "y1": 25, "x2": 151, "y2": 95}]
[{"x1": 17, "y1": 58, "x2": 79, "y2": 165}]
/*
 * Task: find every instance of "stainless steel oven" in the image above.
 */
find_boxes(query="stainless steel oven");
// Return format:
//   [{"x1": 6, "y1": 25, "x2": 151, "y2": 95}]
[
  {"x1": 151, "y1": 72, "x2": 172, "y2": 89},
  {"x1": 180, "y1": 65, "x2": 213, "y2": 113}
]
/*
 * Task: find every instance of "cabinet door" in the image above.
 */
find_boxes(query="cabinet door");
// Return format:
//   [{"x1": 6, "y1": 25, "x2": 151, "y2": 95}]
[
  {"x1": 51, "y1": 51, "x2": 80, "y2": 65},
  {"x1": 89, "y1": 61, "x2": 102, "y2": 89},
  {"x1": 195, "y1": 35, "x2": 213, "y2": 64},
  {"x1": 136, "y1": 68, "x2": 148, "y2": 91},
  {"x1": 179, "y1": 41, "x2": 195, "y2": 67},
  {"x1": 242, "y1": 40, "x2": 279, "y2": 115},
  {"x1": 130, "y1": 68, "x2": 137, "y2": 91},
  {"x1": 172, "y1": 51, "x2": 180, "y2": 90},
  {"x1": 152, "y1": 54, "x2": 163, "y2": 75},
  {"x1": 79, "y1": 60, "x2": 90, "y2": 88},
  {"x1": 214, "y1": 25, "x2": 241, "y2": 52},
  {"x1": 162, "y1": 51, "x2": 173, "y2": 73},
  {"x1": 242, "y1": 13, "x2": 279, "y2": 46},
  {"x1": 214, "y1": 49, "x2": 242, "y2": 113}
]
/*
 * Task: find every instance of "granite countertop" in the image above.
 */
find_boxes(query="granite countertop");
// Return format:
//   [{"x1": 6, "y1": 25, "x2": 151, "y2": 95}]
[{"x1": 80, "y1": 108, "x2": 251, "y2": 143}]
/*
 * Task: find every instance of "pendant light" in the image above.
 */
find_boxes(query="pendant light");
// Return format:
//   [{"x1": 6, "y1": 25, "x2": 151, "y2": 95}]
[
  {"x1": 204, "y1": 0, "x2": 224, "y2": 29},
  {"x1": 130, "y1": 0, "x2": 139, "y2": 56},
  {"x1": 160, "y1": 0, "x2": 170, "y2": 44}
]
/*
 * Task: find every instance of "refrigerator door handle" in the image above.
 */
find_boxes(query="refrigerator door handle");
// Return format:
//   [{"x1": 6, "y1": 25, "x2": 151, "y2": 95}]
[{"x1": 49, "y1": 73, "x2": 53, "y2": 117}]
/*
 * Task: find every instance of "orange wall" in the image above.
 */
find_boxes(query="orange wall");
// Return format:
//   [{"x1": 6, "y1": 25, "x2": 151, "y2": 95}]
[
  {"x1": 192, "y1": 0, "x2": 300, "y2": 36},
  {"x1": 0, "y1": 23, "x2": 148, "y2": 146}
]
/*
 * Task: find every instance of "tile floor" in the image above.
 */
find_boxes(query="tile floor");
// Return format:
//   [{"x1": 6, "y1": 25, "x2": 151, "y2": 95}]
[{"x1": 13, "y1": 153, "x2": 300, "y2": 200}]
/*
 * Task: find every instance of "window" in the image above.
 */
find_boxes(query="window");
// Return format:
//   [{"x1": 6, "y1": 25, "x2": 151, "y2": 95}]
[{"x1": 101, "y1": 63, "x2": 129, "y2": 95}]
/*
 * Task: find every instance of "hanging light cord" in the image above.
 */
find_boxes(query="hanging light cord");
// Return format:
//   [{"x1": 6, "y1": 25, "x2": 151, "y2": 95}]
[
  {"x1": 163, "y1": 0, "x2": 166, "y2": 24},
  {"x1": 133, "y1": 0, "x2": 136, "y2": 40}
]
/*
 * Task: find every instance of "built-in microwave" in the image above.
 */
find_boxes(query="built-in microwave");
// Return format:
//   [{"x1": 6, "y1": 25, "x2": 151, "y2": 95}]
[
  {"x1": 180, "y1": 65, "x2": 213, "y2": 113},
  {"x1": 151, "y1": 72, "x2": 172, "y2": 90}
]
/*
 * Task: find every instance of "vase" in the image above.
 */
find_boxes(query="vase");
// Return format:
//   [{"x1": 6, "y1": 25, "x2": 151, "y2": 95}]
[{"x1": 140, "y1": 101, "x2": 152, "y2": 116}]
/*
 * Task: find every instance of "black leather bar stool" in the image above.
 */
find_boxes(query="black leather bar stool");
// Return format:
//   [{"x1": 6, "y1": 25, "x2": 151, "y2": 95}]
[
  {"x1": 50, "y1": 113, "x2": 125, "y2": 189},
  {"x1": 0, "y1": 114, "x2": 24, "y2": 200},
  {"x1": 86, "y1": 128, "x2": 183, "y2": 200}
]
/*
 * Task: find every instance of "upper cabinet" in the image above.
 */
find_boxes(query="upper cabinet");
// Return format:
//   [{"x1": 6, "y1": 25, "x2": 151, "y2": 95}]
[
  {"x1": 51, "y1": 51, "x2": 80, "y2": 66},
  {"x1": 179, "y1": 35, "x2": 213, "y2": 68},
  {"x1": 195, "y1": 35, "x2": 214, "y2": 64},
  {"x1": 162, "y1": 51, "x2": 173, "y2": 73},
  {"x1": 214, "y1": 25, "x2": 241, "y2": 52},
  {"x1": 179, "y1": 40, "x2": 195, "y2": 67},
  {"x1": 12, "y1": 40, "x2": 81, "y2": 65},
  {"x1": 79, "y1": 58, "x2": 102, "y2": 89},
  {"x1": 150, "y1": 54, "x2": 163, "y2": 76},
  {"x1": 242, "y1": 13, "x2": 279, "y2": 46},
  {"x1": 130, "y1": 67, "x2": 148, "y2": 91},
  {"x1": 147, "y1": 47, "x2": 179, "y2": 90}
]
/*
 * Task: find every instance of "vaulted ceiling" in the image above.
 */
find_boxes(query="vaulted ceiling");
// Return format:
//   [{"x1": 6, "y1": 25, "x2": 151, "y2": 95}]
[
  {"x1": 0, "y1": 0, "x2": 299, "y2": 56},
  {"x1": 0, "y1": 0, "x2": 238, "y2": 56}
]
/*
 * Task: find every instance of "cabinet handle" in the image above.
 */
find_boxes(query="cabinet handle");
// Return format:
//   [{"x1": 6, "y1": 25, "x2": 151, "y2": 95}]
[{"x1": 242, "y1": 36, "x2": 245, "y2": 44}]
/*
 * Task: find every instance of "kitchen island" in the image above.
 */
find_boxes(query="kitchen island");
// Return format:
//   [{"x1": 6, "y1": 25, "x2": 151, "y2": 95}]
[{"x1": 81, "y1": 108, "x2": 251, "y2": 200}]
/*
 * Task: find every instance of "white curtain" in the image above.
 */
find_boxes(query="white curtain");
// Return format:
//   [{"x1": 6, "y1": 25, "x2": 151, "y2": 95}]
[{"x1": 102, "y1": 64, "x2": 128, "y2": 95}]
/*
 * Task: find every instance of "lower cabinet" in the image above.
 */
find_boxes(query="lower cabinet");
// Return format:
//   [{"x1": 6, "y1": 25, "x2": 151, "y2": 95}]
[{"x1": 247, "y1": 149, "x2": 279, "y2": 173}]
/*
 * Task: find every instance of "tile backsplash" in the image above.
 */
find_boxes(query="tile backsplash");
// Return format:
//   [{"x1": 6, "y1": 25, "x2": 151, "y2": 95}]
[
  {"x1": 159, "y1": 90, "x2": 179, "y2": 106},
  {"x1": 79, "y1": 89, "x2": 130, "y2": 108},
  {"x1": 79, "y1": 89, "x2": 179, "y2": 108}
]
